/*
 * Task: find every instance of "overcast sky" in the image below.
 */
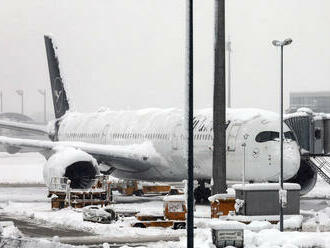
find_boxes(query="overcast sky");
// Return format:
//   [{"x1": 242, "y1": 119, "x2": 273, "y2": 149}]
[{"x1": 0, "y1": 0, "x2": 329, "y2": 119}]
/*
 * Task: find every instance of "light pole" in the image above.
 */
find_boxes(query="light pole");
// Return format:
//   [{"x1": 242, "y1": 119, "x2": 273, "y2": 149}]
[
  {"x1": 38, "y1": 89, "x2": 47, "y2": 123},
  {"x1": 0, "y1": 91, "x2": 2, "y2": 112},
  {"x1": 186, "y1": 0, "x2": 194, "y2": 247},
  {"x1": 16, "y1": 90, "x2": 24, "y2": 114},
  {"x1": 272, "y1": 38, "x2": 293, "y2": 232}
]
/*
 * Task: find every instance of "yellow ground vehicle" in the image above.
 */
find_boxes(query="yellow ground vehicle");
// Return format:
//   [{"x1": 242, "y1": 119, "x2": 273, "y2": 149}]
[
  {"x1": 115, "y1": 180, "x2": 180, "y2": 196},
  {"x1": 132, "y1": 195, "x2": 187, "y2": 229},
  {"x1": 49, "y1": 176, "x2": 113, "y2": 209}
]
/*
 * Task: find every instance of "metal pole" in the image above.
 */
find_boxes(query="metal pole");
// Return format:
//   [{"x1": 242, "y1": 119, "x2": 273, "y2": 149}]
[
  {"x1": 272, "y1": 37, "x2": 292, "y2": 233},
  {"x1": 186, "y1": 0, "x2": 194, "y2": 247},
  {"x1": 212, "y1": 0, "x2": 226, "y2": 195},
  {"x1": 227, "y1": 40, "x2": 232, "y2": 108},
  {"x1": 280, "y1": 45, "x2": 284, "y2": 232}
]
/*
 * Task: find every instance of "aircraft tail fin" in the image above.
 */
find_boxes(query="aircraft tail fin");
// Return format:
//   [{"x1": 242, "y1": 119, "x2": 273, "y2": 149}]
[{"x1": 44, "y1": 35, "x2": 70, "y2": 119}]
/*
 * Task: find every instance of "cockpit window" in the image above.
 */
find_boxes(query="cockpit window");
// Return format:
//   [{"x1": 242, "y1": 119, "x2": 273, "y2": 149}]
[
  {"x1": 255, "y1": 131, "x2": 296, "y2": 142},
  {"x1": 255, "y1": 131, "x2": 279, "y2": 142}
]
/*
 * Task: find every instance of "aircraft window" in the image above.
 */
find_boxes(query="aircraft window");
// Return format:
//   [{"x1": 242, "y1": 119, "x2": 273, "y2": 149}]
[{"x1": 255, "y1": 131, "x2": 279, "y2": 142}]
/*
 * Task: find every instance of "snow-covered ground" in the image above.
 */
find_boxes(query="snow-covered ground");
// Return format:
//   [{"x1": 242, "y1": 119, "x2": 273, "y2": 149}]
[
  {"x1": 305, "y1": 177, "x2": 330, "y2": 199},
  {"x1": 1, "y1": 152, "x2": 330, "y2": 247},
  {"x1": 0, "y1": 152, "x2": 45, "y2": 184}
]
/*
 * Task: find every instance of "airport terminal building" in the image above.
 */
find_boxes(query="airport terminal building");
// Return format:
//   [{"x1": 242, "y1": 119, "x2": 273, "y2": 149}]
[{"x1": 288, "y1": 91, "x2": 330, "y2": 113}]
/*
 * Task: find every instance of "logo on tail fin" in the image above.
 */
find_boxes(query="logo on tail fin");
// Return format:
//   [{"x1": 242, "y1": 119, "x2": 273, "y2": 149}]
[{"x1": 54, "y1": 77, "x2": 65, "y2": 117}]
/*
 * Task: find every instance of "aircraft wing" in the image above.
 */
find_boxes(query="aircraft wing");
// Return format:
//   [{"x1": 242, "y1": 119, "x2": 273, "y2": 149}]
[
  {"x1": 0, "y1": 120, "x2": 49, "y2": 136},
  {"x1": 0, "y1": 136, "x2": 156, "y2": 172}
]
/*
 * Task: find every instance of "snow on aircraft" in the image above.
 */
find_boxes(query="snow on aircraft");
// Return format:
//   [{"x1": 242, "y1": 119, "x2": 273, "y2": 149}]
[{"x1": 0, "y1": 36, "x2": 317, "y2": 202}]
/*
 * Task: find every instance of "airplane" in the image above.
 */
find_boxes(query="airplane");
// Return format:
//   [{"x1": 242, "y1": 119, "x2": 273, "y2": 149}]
[{"x1": 0, "y1": 35, "x2": 317, "y2": 202}]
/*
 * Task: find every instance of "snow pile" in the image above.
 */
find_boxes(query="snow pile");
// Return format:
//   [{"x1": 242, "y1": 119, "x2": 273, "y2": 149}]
[
  {"x1": 297, "y1": 107, "x2": 314, "y2": 115},
  {"x1": 1, "y1": 225, "x2": 23, "y2": 238},
  {"x1": 277, "y1": 215, "x2": 303, "y2": 230},
  {"x1": 209, "y1": 220, "x2": 246, "y2": 230},
  {"x1": 0, "y1": 237, "x2": 86, "y2": 248},
  {"x1": 208, "y1": 193, "x2": 235, "y2": 202},
  {"x1": 304, "y1": 177, "x2": 330, "y2": 199},
  {"x1": 163, "y1": 195, "x2": 186, "y2": 202},
  {"x1": 247, "y1": 221, "x2": 272, "y2": 232},
  {"x1": 232, "y1": 183, "x2": 301, "y2": 191},
  {"x1": 302, "y1": 207, "x2": 330, "y2": 232},
  {"x1": 245, "y1": 229, "x2": 330, "y2": 248}
]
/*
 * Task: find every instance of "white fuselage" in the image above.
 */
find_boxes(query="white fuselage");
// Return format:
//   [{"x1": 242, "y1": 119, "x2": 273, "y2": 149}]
[{"x1": 57, "y1": 108, "x2": 301, "y2": 182}]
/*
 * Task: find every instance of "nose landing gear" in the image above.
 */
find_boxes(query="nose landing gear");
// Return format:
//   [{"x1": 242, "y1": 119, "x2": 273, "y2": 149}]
[{"x1": 194, "y1": 179, "x2": 211, "y2": 204}]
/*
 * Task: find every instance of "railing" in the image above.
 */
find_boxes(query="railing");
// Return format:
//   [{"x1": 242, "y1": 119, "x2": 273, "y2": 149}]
[
  {"x1": 309, "y1": 156, "x2": 330, "y2": 184},
  {"x1": 49, "y1": 175, "x2": 114, "y2": 208},
  {"x1": 49, "y1": 175, "x2": 110, "y2": 192}
]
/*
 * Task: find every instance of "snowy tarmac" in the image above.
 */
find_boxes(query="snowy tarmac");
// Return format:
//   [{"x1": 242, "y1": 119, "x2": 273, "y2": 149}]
[{"x1": 1, "y1": 152, "x2": 330, "y2": 247}]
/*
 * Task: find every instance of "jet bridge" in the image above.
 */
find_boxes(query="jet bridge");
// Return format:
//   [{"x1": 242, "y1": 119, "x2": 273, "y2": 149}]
[{"x1": 285, "y1": 110, "x2": 330, "y2": 186}]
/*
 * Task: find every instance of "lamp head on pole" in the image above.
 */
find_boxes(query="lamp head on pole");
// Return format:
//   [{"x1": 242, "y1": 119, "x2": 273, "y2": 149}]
[
  {"x1": 283, "y1": 38, "x2": 293, "y2": 46},
  {"x1": 16, "y1": 90, "x2": 23, "y2": 96},
  {"x1": 272, "y1": 38, "x2": 293, "y2": 47}
]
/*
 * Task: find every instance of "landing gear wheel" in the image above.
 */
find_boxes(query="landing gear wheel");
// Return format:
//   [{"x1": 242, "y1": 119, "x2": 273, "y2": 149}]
[
  {"x1": 133, "y1": 190, "x2": 144, "y2": 196},
  {"x1": 194, "y1": 187, "x2": 202, "y2": 204},
  {"x1": 133, "y1": 223, "x2": 146, "y2": 228},
  {"x1": 202, "y1": 188, "x2": 211, "y2": 203},
  {"x1": 174, "y1": 223, "x2": 186, "y2": 229},
  {"x1": 105, "y1": 208, "x2": 117, "y2": 222}
]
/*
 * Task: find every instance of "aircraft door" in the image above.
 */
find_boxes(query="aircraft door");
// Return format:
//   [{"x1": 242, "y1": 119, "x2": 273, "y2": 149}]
[
  {"x1": 171, "y1": 123, "x2": 183, "y2": 150},
  {"x1": 101, "y1": 124, "x2": 111, "y2": 144},
  {"x1": 227, "y1": 123, "x2": 241, "y2": 151}
]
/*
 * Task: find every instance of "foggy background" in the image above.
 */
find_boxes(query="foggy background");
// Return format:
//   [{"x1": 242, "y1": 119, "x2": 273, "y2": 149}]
[{"x1": 0, "y1": 0, "x2": 329, "y2": 121}]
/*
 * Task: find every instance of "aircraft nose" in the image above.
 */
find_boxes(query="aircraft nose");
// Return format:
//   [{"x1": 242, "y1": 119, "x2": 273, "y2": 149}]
[{"x1": 283, "y1": 141, "x2": 300, "y2": 179}]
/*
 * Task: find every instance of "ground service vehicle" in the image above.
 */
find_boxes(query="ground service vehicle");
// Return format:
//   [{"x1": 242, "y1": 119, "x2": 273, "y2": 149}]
[{"x1": 132, "y1": 195, "x2": 187, "y2": 229}]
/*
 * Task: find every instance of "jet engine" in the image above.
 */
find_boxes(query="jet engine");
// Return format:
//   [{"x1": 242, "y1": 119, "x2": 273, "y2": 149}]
[
  {"x1": 43, "y1": 147, "x2": 100, "y2": 189},
  {"x1": 286, "y1": 158, "x2": 318, "y2": 195}
]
